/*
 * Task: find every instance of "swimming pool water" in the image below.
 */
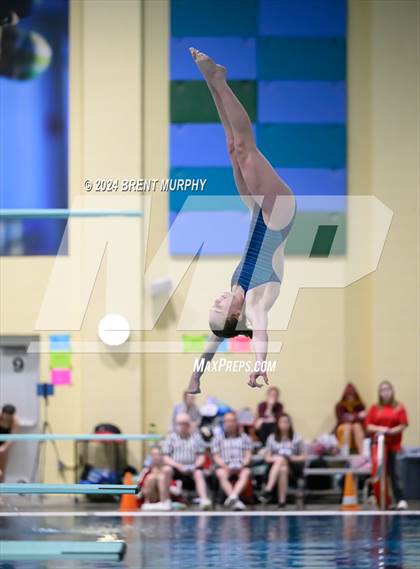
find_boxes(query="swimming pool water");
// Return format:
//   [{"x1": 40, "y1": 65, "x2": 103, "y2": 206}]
[{"x1": 0, "y1": 514, "x2": 419, "y2": 568}]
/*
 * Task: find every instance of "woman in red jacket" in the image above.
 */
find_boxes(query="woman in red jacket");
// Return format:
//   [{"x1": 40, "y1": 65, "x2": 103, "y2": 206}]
[{"x1": 365, "y1": 381, "x2": 408, "y2": 510}]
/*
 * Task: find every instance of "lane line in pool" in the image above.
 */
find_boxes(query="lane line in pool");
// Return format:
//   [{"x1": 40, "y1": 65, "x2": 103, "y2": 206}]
[{"x1": 0, "y1": 510, "x2": 418, "y2": 518}]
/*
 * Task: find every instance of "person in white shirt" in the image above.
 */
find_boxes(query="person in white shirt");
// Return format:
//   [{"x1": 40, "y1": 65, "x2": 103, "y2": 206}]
[{"x1": 259, "y1": 413, "x2": 305, "y2": 508}]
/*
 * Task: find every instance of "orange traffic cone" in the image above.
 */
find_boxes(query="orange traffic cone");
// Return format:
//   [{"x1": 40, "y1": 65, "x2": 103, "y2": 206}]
[
  {"x1": 341, "y1": 472, "x2": 359, "y2": 511},
  {"x1": 119, "y1": 471, "x2": 139, "y2": 512}
]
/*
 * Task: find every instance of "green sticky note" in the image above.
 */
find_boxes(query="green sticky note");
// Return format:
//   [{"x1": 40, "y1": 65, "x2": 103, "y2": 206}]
[
  {"x1": 182, "y1": 334, "x2": 208, "y2": 353},
  {"x1": 49, "y1": 352, "x2": 72, "y2": 369}
]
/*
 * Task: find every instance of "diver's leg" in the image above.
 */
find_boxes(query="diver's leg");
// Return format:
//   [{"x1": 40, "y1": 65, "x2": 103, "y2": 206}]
[
  {"x1": 190, "y1": 48, "x2": 255, "y2": 153},
  {"x1": 194, "y1": 53, "x2": 254, "y2": 206},
  {"x1": 191, "y1": 48, "x2": 295, "y2": 224}
]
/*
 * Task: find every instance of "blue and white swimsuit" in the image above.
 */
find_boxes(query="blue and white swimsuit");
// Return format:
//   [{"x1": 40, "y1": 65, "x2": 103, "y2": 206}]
[{"x1": 231, "y1": 203, "x2": 296, "y2": 293}]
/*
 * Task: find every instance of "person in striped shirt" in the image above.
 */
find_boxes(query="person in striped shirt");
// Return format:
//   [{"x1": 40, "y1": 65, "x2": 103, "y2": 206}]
[
  {"x1": 162, "y1": 413, "x2": 211, "y2": 510},
  {"x1": 212, "y1": 411, "x2": 252, "y2": 510}
]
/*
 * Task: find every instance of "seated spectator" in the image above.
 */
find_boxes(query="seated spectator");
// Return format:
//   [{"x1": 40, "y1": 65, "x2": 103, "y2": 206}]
[
  {"x1": 141, "y1": 446, "x2": 172, "y2": 510},
  {"x1": 254, "y1": 386, "x2": 283, "y2": 444},
  {"x1": 172, "y1": 391, "x2": 201, "y2": 432},
  {"x1": 163, "y1": 413, "x2": 211, "y2": 510},
  {"x1": 365, "y1": 380, "x2": 408, "y2": 510},
  {"x1": 334, "y1": 383, "x2": 366, "y2": 455},
  {"x1": 0, "y1": 404, "x2": 18, "y2": 482},
  {"x1": 259, "y1": 413, "x2": 305, "y2": 508},
  {"x1": 212, "y1": 411, "x2": 252, "y2": 511}
]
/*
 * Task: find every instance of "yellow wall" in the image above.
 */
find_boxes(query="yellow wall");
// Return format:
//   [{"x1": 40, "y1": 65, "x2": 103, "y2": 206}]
[
  {"x1": 369, "y1": 0, "x2": 419, "y2": 445},
  {"x1": 0, "y1": 0, "x2": 418, "y2": 482}
]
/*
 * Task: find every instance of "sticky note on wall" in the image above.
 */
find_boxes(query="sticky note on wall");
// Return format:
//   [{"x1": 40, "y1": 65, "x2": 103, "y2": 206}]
[
  {"x1": 49, "y1": 351, "x2": 72, "y2": 369},
  {"x1": 51, "y1": 368, "x2": 72, "y2": 386},
  {"x1": 49, "y1": 334, "x2": 71, "y2": 352},
  {"x1": 228, "y1": 335, "x2": 252, "y2": 352},
  {"x1": 182, "y1": 334, "x2": 208, "y2": 353}
]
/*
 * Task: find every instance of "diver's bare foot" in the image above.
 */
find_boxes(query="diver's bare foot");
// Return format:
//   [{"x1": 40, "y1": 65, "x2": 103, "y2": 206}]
[
  {"x1": 187, "y1": 376, "x2": 201, "y2": 395},
  {"x1": 189, "y1": 47, "x2": 226, "y2": 85}
]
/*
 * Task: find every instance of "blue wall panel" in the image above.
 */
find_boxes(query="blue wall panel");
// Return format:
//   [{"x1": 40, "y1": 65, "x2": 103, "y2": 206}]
[
  {"x1": 169, "y1": 167, "x2": 244, "y2": 213},
  {"x1": 295, "y1": 195, "x2": 347, "y2": 212},
  {"x1": 171, "y1": 38, "x2": 256, "y2": 80},
  {"x1": 169, "y1": 169, "x2": 346, "y2": 216},
  {"x1": 171, "y1": 0, "x2": 257, "y2": 37},
  {"x1": 257, "y1": 124, "x2": 346, "y2": 168},
  {"x1": 278, "y1": 168, "x2": 346, "y2": 196},
  {"x1": 170, "y1": 0, "x2": 347, "y2": 256},
  {"x1": 171, "y1": 124, "x2": 256, "y2": 167},
  {"x1": 258, "y1": 81, "x2": 346, "y2": 123},
  {"x1": 257, "y1": 37, "x2": 346, "y2": 81},
  {"x1": 169, "y1": 210, "x2": 250, "y2": 255},
  {"x1": 259, "y1": 0, "x2": 346, "y2": 37}
]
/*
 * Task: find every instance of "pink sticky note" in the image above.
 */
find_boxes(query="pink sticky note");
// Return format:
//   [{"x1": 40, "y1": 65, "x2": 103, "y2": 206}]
[
  {"x1": 228, "y1": 335, "x2": 252, "y2": 352},
  {"x1": 51, "y1": 368, "x2": 72, "y2": 385}
]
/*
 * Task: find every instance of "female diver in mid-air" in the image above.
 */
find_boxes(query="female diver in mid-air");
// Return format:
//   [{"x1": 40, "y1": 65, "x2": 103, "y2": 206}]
[{"x1": 186, "y1": 48, "x2": 296, "y2": 394}]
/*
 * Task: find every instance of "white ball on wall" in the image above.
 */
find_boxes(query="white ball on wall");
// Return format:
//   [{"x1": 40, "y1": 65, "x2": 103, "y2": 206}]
[{"x1": 98, "y1": 314, "x2": 130, "y2": 346}]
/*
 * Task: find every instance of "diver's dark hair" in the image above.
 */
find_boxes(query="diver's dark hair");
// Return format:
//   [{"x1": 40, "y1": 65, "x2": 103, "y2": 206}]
[
  {"x1": 211, "y1": 315, "x2": 253, "y2": 339},
  {"x1": 2, "y1": 404, "x2": 16, "y2": 415}
]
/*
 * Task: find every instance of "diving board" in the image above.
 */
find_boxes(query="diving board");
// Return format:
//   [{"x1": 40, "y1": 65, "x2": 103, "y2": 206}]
[
  {"x1": 0, "y1": 540, "x2": 127, "y2": 562},
  {"x1": 0, "y1": 483, "x2": 138, "y2": 495},
  {"x1": 0, "y1": 209, "x2": 143, "y2": 219}
]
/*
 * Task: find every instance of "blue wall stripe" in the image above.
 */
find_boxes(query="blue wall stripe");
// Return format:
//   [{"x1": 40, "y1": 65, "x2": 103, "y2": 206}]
[
  {"x1": 171, "y1": 124, "x2": 230, "y2": 166},
  {"x1": 170, "y1": 195, "x2": 249, "y2": 213},
  {"x1": 169, "y1": 167, "x2": 346, "y2": 212},
  {"x1": 259, "y1": 0, "x2": 346, "y2": 37},
  {"x1": 169, "y1": 210, "x2": 250, "y2": 255},
  {"x1": 257, "y1": 124, "x2": 346, "y2": 168},
  {"x1": 295, "y1": 195, "x2": 346, "y2": 212},
  {"x1": 171, "y1": 38, "x2": 256, "y2": 80},
  {"x1": 171, "y1": 125, "x2": 346, "y2": 182},
  {"x1": 169, "y1": 210, "x2": 346, "y2": 255},
  {"x1": 170, "y1": 167, "x2": 239, "y2": 212},
  {"x1": 169, "y1": 194, "x2": 346, "y2": 214},
  {"x1": 171, "y1": 0, "x2": 257, "y2": 37},
  {"x1": 257, "y1": 37, "x2": 346, "y2": 81},
  {"x1": 171, "y1": 124, "x2": 255, "y2": 167},
  {"x1": 171, "y1": 124, "x2": 346, "y2": 169},
  {"x1": 170, "y1": 167, "x2": 236, "y2": 190},
  {"x1": 278, "y1": 168, "x2": 346, "y2": 196},
  {"x1": 258, "y1": 81, "x2": 346, "y2": 123},
  {"x1": 171, "y1": 167, "x2": 346, "y2": 196}
]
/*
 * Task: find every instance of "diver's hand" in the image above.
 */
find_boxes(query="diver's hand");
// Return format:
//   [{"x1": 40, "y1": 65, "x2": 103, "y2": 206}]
[{"x1": 248, "y1": 371, "x2": 269, "y2": 389}]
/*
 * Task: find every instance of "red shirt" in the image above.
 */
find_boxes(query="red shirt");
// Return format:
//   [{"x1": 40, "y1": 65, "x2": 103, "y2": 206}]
[{"x1": 365, "y1": 403, "x2": 408, "y2": 452}]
